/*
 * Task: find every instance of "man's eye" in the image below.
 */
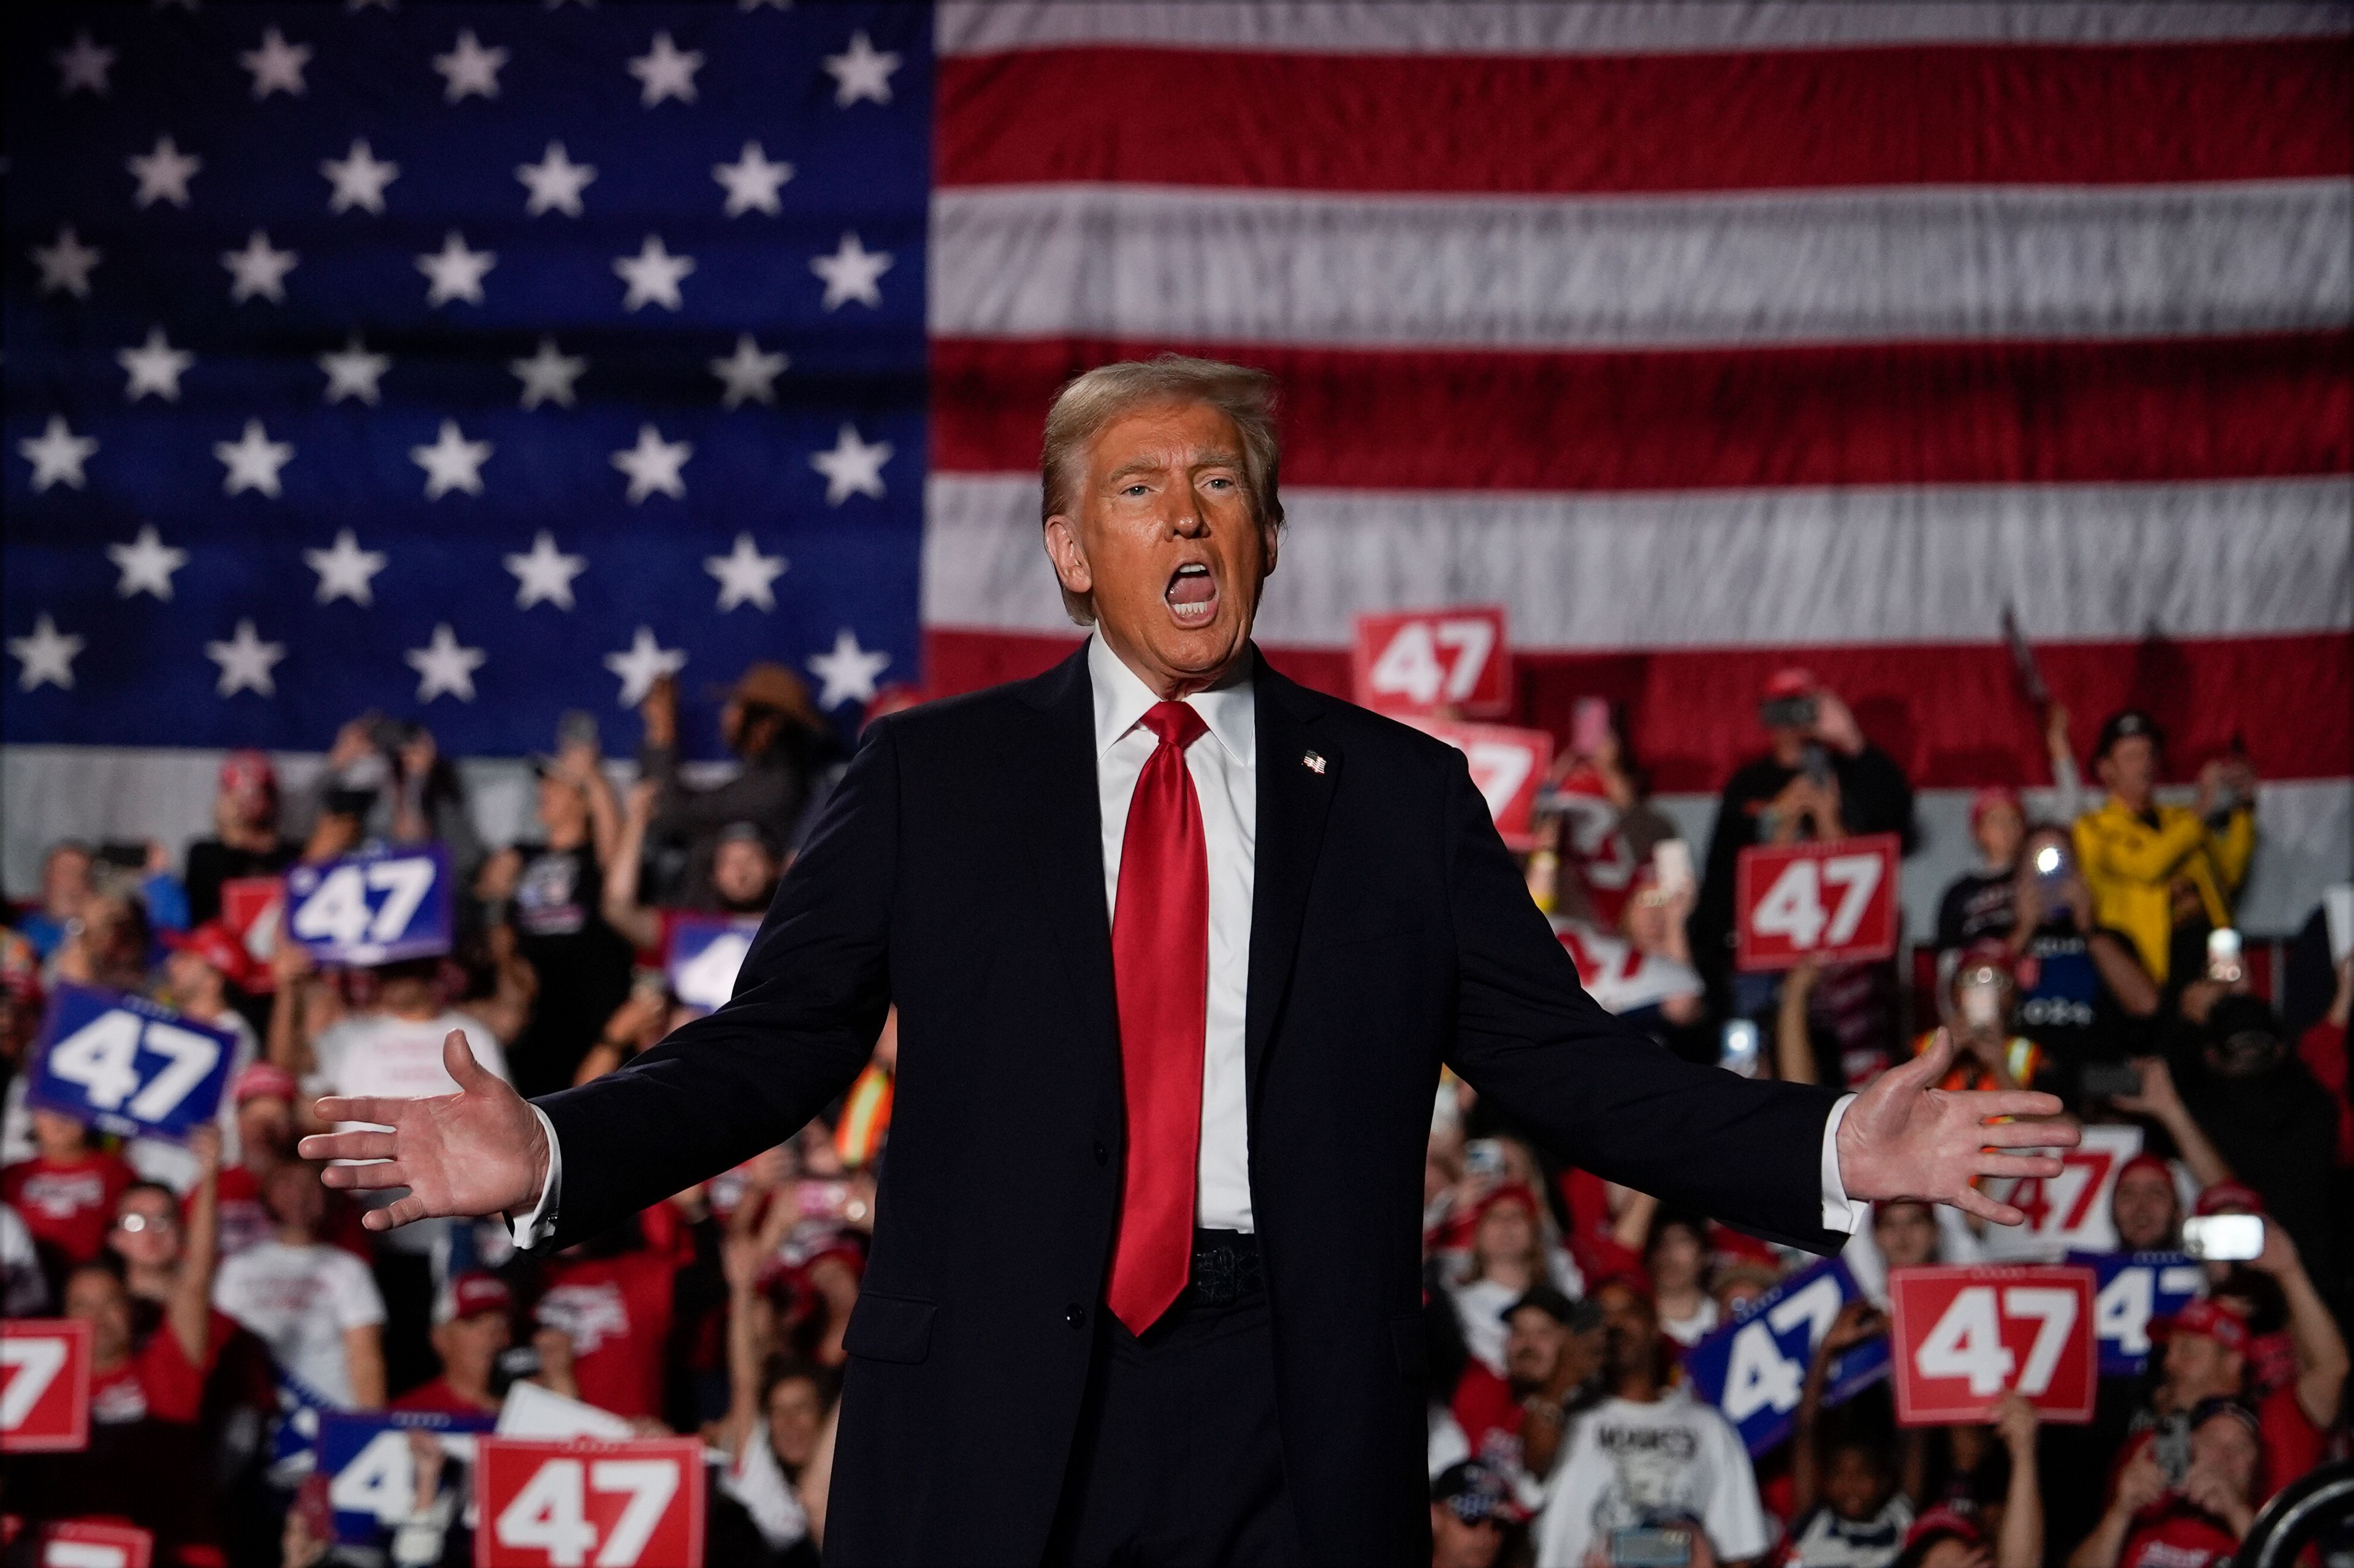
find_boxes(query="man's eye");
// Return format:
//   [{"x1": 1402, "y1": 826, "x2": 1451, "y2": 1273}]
[
  {"x1": 1203, "y1": 476, "x2": 1234, "y2": 490},
  {"x1": 1121, "y1": 484, "x2": 1149, "y2": 497}
]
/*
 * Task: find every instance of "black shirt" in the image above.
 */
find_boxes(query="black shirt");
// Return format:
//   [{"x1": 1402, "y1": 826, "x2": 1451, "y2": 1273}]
[
  {"x1": 506, "y1": 841, "x2": 634, "y2": 1099},
  {"x1": 1935, "y1": 868, "x2": 2016, "y2": 952},
  {"x1": 182, "y1": 835, "x2": 300, "y2": 926}
]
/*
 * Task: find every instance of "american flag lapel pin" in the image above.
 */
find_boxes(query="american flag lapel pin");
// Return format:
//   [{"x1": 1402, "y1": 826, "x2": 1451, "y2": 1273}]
[{"x1": 1302, "y1": 750, "x2": 1326, "y2": 775}]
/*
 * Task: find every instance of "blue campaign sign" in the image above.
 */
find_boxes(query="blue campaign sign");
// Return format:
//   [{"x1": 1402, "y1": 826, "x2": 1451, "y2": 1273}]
[
  {"x1": 2070, "y1": 1250, "x2": 2203, "y2": 1378},
  {"x1": 283, "y1": 845, "x2": 452, "y2": 967},
  {"x1": 1680, "y1": 1256, "x2": 1891, "y2": 1457},
  {"x1": 26, "y1": 983, "x2": 237, "y2": 1141},
  {"x1": 318, "y1": 1410, "x2": 495, "y2": 1545},
  {"x1": 667, "y1": 913, "x2": 763, "y2": 1014}
]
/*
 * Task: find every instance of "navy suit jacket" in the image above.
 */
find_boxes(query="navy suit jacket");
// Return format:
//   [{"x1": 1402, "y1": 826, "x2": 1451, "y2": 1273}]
[{"x1": 535, "y1": 646, "x2": 1845, "y2": 1564}]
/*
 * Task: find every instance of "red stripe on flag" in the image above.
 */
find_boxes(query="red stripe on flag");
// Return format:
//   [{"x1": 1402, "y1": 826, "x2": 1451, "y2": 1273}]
[
  {"x1": 921, "y1": 628, "x2": 2353, "y2": 788},
  {"x1": 939, "y1": 41, "x2": 2353, "y2": 194},
  {"x1": 931, "y1": 333, "x2": 2354, "y2": 490}
]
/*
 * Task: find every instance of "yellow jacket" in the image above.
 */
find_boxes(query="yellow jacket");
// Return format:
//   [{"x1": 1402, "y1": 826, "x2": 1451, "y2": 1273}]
[{"x1": 2073, "y1": 797, "x2": 2253, "y2": 982}]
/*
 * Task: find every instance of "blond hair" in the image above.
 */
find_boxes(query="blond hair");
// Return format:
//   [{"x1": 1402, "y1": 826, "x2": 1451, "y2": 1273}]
[{"x1": 1039, "y1": 354, "x2": 1283, "y2": 625}]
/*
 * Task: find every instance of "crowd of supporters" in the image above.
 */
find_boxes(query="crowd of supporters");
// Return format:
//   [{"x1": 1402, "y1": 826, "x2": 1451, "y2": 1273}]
[{"x1": 1, "y1": 659, "x2": 2346, "y2": 1567}]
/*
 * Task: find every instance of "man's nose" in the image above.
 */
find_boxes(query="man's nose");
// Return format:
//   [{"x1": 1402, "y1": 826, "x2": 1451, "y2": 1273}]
[{"x1": 1163, "y1": 489, "x2": 1209, "y2": 537}]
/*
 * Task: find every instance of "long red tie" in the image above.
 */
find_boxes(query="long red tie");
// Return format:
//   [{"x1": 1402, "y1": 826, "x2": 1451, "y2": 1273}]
[{"x1": 1105, "y1": 699, "x2": 1211, "y2": 1335}]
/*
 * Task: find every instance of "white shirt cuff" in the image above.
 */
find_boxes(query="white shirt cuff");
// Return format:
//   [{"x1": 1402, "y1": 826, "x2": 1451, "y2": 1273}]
[
  {"x1": 507, "y1": 1105, "x2": 563, "y2": 1250},
  {"x1": 1819, "y1": 1092, "x2": 1865, "y2": 1234}
]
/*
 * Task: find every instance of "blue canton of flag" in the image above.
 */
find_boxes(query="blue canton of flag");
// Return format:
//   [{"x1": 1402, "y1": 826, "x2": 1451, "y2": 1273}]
[{"x1": 5, "y1": 2, "x2": 929, "y2": 756}]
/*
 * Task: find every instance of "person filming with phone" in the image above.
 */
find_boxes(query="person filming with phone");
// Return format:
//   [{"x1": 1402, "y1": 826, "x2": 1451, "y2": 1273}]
[{"x1": 2072, "y1": 710, "x2": 2255, "y2": 988}]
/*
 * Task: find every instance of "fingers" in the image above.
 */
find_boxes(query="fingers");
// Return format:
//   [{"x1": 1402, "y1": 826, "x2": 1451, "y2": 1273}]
[
  {"x1": 1975, "y1": 1117, "x2": 2079, "y2": 1149},
  {"x1": 1954, "y1": 1090, "x2": 2071, "y2": 1125},
  {"x1": 321, "y1": 1160, "x2": 413, "y2": 1191},
  {"x1": 313, "y1": 1096, "x2": 401, "y2": 1128},
  {"x1": 1894, "y1": 1027, "x2": 1952, "y2": 1087},
  {"x1": 1952, "y1": 1185, "x2": 2028, "y2": 1227},
  {"x1": 444, "y1": 1028, "x2": 491, "y2": 1092},
  {"x1": 299, "y1": 1130, "x2": 398, "y2": 1162},
  {"x1": 1972, "y1": 1152, "x2": 2065, "y2": 1182},
  {"x1": 363, "y1": 1193, "x2": 430, "y2": 1231}
]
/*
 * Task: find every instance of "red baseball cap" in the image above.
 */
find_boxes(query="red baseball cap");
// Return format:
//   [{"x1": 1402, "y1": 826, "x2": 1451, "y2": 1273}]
[
  {"x1": 1761, "y1": 667, "x2": 1817, "y2": 702},
  {"x1": 166, "y1": 920, "x2": 259, "y2": 990},
  {"x1": 1905, "y1": 1504, "x2": 1984, "y2": 1551},
  {"x1": 2195, "y1": 1181, "x2": 2263, "y2": 1217},
  {"x1": 1472, "y1": 1182, "x2": 1541, "y2": 1227},
  {"x1": 1968, "y1": 785, "x2": 2023, "y2": 829},
  {"x1": 219, "y1": 748, "x2": 277, "y2": 796},
  {"x1": 2159, "y1": 1298, "x2": 2250, "y2": 1355},
  {"x1": 232, "y1": 1062, "x2": 298, "y2": 1106},
  {"x1": 2115, "y1": 1152, "x2": 2174, "y2": 1188},
  {"x1": 433, "y1": 1270, "x2": 513, "y2": 1325}
]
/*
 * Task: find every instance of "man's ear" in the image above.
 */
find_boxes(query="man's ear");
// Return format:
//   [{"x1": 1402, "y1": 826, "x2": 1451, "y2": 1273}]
[
  {"x1": 1259, "y1": 518, "x2": 1279, "y2": 580},
  {"x1": 1043, "y1": 515, "x2": 1092, "y2": 598}
]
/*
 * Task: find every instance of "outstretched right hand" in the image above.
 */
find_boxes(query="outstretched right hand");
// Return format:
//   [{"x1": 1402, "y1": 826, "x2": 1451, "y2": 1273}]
[{"x1": 298, "y1": 1030, "x2": 548, "y2": 1231}]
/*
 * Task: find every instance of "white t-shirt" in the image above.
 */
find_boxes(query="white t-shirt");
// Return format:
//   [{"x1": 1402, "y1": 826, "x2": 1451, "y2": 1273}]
[
  {"x1": 1452, "y1": 1277, "x2": 1523, "y2": 1377},
  {"x1": 1788, "y1": 1496, "x2": 1914, "y2": 1568},
  {"x1": 1661, "y1": 1296, "x2": 1721, "y2": 1349},
  {"x1": 308, "y1": 1008, "x2": 507, "y2": 1103},
  {"x1": 213, "y1": 1238, "x2": 386, "y2": 1407},
  {"x1": 1533, "y1": 1391, "x2": 1769, "y2": 1568}
]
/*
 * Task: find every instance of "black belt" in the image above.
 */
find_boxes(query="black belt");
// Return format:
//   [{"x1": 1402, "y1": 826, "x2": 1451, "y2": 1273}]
[{"x1": 1184, "y1": 1228, "x2": 1263, "y2": 1308}]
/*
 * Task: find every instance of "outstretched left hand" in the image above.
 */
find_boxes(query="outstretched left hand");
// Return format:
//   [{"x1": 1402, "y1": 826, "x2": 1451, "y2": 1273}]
[{"x1": 1835, "y1": 1029, "x2": 2078, "y2": 1225}]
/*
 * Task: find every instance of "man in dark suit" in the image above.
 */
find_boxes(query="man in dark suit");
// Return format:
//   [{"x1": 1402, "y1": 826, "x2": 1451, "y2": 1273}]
[{"x1": 303, "y1": 356, "x2": 2074, "y2": 1566}]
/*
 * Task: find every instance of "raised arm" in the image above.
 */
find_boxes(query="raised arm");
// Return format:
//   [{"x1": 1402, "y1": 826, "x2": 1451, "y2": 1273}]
[
  {"x1": 600, "y1": 780, "x2": 663, "y2": 950},
  {"x1": 168, "y1": 1125, "x2": 223, "y2": 1368}
]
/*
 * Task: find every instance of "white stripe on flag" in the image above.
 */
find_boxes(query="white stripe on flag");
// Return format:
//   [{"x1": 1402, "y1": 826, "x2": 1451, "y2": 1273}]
[
  {"x1": 922, "y1": 474, "x2": 2354, "y2": 648},
  {"x1": 929, "y1": 181, "x2": 2354, "y2": 349},
  {"x1": 937, "y1": 2, "x2": 2353, "y2": 58}
]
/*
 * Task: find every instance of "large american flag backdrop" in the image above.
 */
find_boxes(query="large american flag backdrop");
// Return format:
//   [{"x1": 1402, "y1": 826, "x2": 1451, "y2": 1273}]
[{"x1": 6, "y1": 3, "x2": 2351, "y2": 923}]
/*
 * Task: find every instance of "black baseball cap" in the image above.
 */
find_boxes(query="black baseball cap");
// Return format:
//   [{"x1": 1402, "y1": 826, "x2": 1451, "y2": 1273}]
[
  {"x1": 1501, "y1": 1283, "x2": 1601, "y2": 1333},
  {"x1": 1431, "y1": 1461, "x2": 1520, "y2": 1525},
  {"x1": 2093, "y1": 709, "x2": 2164, "y2": 763}
]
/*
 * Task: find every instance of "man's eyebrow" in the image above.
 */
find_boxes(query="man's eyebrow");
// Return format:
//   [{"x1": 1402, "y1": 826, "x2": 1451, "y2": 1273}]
[{"x1": 1102, "y1": 449, "x2": 1244, "y2": 486}]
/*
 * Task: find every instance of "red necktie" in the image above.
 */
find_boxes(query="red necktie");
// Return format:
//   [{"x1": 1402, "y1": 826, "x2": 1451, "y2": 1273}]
[{"x1": 1105, "y1": 699, "x2": 1211, "y2": 1335}]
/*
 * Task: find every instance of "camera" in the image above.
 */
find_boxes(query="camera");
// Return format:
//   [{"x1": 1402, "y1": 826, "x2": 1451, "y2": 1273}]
[{"x1": 1759, "y1": 695, "x2": 1818, "y2": 730}]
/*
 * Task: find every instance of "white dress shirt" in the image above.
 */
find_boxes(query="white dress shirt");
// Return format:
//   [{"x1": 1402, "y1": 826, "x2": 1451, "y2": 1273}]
[{"x1": 514, "y1": 634, "x2": 1863, "y2": 1246}]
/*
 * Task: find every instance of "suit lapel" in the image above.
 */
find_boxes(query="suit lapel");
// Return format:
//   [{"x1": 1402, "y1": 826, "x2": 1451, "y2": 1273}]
[
  {"x1": 1246, "y1": 649, "x2": 1338, "y2": 1100},
  {"x1": 1016, "y1": 647, "x2": 1120, "y2": 1053}
]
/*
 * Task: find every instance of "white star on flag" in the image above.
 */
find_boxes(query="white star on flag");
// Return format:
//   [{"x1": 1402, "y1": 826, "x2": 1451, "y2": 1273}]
[
  {"x1": 614, "y1": 235, "x2": 695, "y2": 312},
  {"x1": 20, "y1": 416, "x2": 98, "y2": 492},
  {"x1": 240, "y1": 26, "x2": 311, "y2": 97},
  {"x1": 710, "y1": 335, "x2": 788, "y2": 408},
  {"x1": 505, "y1": 531, "x2": 587, "y2": 610},
  {"x1": 32, "y1": 227, "x2": 103, "y2": 299},
  {"x1": 319, "y1": 337, "x2": 391, "y2": 405},
  {"x1": 305, "y1": 530, "x2": 387, "y2": 605},
  {"x1": 127, "y1": 135, "x2": 203, "y2": 209},
  {"x1": 9, "y1": 615, "x2": 85, "y2": 692},
  {"x1": 604, "y1": 626, "x2": 689, "y2": 707},
  {"x1": 321, "y1": 139, "x2": 400, "y2": 214},
  {"x1": 628, "y1": 31, "x2": 703, "y2": 105},
  {"x1": 810, "y1": 232, "x2": 892, "y2": 310},
  {"x1": 53, "y1": 33, "x2": 115, "y2": 96},
  {"x1": 407, "y1": 624, "x2": 486, "y2": 702},
  {"x1": 705, "y1": 533, "x2": 788, "y2": 611},
  {"x1": 433, "y1": 29, "x2": 508, "y2": 101},
  {"x1": 221, "y1": 230, "x2": 298, "y2": 304},
  {"x1": 810, "y1": 422, "x2": 892, "y2": 504},
  {"x1": 713, "y1": 141, "x2": 793, "y2": 217},
  {"x1": 612, "y1": 425, "x2": 693, "y2": 503},
  {"x1": 411, "y1": 419, "x2": 493, "y2": 498},
  {"x1": 215, "y1": 419, "x2": 294, "y2": 498},
  {"x1": 108, "y1": 525, "x2": 188, "y2": 599},
  {"x1": 516, "y1": 141, "x2": 596, "y2": 217},
  {"x1": 119, "y1": 327, "x2": 195, "y2": 403},
  {"x1": 511, "y1": 338, "x2": 587, "y2": 409},
  {"x1": 823, "y1": 30, "x2": 900, "y2": 107},
  {"x1": 417, "y1": 230, "x2": 495, "y2": 306},
  {"x1": 207, "y1": 619, "x2": 286, "y2": 698},
  {"x1": 807, "y1": 628, "x2": 891, "y2": 710}
]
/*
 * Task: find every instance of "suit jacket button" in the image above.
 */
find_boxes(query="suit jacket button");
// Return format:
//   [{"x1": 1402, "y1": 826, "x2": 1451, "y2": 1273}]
[
  {"x1": 1064, "y1": 1303, "x2": 1086, "y2": 1328},
  {"x1": 1092, "y1": 1141, "x2": 1108, "y2": 1166}
]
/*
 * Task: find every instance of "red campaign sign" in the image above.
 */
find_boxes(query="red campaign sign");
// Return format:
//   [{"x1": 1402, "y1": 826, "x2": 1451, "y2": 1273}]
[
  {"x1": 40, "y1": 1521, "x2": 154, "y2": 1568},
  {"x1": 219, "y1": 877, "x2": 283, "y2": 995},
  {"x1": 476, "y1": 1437, "x2": 704, "y2": 1568},
  {"x1": 1351, "y1": 607, "x2": 1510, "y2": 718},
  {"x1": 1, "y1": 1320, "x2": 93, "y2": 1454},
  {"x1": 1411, "y1": 719, "x2": 1554, "y2": 850},
  {"x1": 1733, "y1": 834, "x2": 1901, "y2": 972},
  {"x1": 1888, "y1": 1265, "x2": 2098, "y2": 1426}
]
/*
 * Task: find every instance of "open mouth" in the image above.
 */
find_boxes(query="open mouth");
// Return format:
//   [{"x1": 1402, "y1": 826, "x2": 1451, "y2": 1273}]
[{"x1": 1165, "y1": 562, "x2": 1219, "y2": 626}]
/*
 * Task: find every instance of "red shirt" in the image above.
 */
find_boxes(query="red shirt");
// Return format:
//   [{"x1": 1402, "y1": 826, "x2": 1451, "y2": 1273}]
[
  {"x1": 391, "y1": 1376, "x2": 498, "y2": 1417},
  {"x1": 194, "y1": 1165, "x2": 272, "y2": 1261},
  {"x1": 2119, "y1": 1500, "x2": 2240, "y2": 1568},
  {"x1": 89, "y1": 1323, "x2": 211, "y2": 1426},
  {"x1": 1450, "y1": 1363, "x2": 1526, "y2": 1474},
  {"x1": 536, "y1": 1247, "x2": 680, "y2": 1419},
  {"x1": 2110, "y1": 1382, "x2": 2323, "y2": 1509},
  {"x1": 3, "y1": 1151, "x2": 136, "y2": 1267}
]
